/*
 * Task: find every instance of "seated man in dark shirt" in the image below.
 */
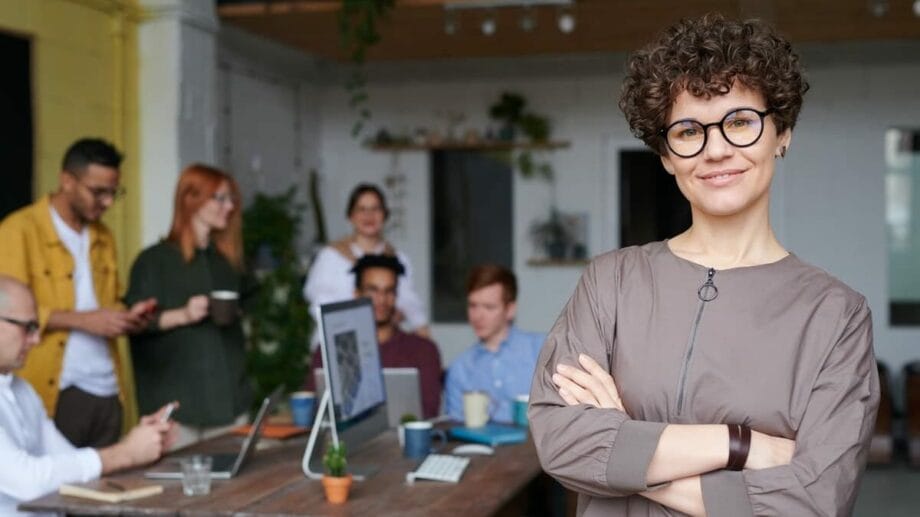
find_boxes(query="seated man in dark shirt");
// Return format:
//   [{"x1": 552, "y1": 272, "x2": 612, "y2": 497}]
[{"x1": 308, "y1": 254, "x2": 443, "y2": 418}]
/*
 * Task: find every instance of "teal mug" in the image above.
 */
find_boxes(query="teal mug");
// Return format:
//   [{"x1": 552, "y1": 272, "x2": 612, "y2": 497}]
[{"x1": 512, "y1": 395, "x2": 529, "y2": 427}]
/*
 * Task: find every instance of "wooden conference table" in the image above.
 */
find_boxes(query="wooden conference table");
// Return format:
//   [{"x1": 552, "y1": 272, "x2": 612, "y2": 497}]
[{"x1": 21, "y1": 427, "x2": 546, "y2": 516}]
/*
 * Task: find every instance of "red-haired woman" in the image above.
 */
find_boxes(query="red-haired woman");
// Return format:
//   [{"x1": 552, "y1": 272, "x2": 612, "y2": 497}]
[{"x1": 125, "y1": 164, "x2": 252, "y2": 448}]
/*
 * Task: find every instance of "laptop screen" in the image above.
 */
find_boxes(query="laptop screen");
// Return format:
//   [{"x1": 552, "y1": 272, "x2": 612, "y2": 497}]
[{"x1": 230, "y1": 385, "x2": 283, "y2": 475}]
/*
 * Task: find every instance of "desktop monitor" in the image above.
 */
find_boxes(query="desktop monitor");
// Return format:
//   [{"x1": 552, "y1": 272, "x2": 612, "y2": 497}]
[
  {"x1": 318, "y1": 298, "x2": 387, "y2": 423},
  {"x1": 309, "y1": 297, "x2": 391, "y2": 478}
]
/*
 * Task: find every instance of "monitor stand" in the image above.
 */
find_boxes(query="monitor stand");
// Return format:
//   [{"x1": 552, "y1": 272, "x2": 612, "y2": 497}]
[{"x1": 301, "y1": 390, "x2": 387, "y2": 481}]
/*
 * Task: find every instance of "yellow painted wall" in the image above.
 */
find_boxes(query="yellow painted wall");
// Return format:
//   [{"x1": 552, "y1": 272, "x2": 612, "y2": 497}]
[{"x1": 0, "y1": 0, "x2": 142, "y2": 427}]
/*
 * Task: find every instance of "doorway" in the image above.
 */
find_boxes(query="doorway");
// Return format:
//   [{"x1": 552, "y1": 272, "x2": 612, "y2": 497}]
[{"x1": 0, "y1": 30, "x2": 32, "y2": 220}]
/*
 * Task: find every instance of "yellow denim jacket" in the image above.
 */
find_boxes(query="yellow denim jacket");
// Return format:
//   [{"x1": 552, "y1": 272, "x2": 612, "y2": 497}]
[{"x1": 0, "y1": 195, "x2": 126, "y2": 415}]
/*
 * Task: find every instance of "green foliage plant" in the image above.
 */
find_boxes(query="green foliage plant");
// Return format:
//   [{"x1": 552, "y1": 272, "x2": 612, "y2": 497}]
[
  {"x1": 488, "y1": 92, "x2": 526, "y2": 126},
  {"x1": 241, "y1": 187, "x2": 313, "y2": 408}
]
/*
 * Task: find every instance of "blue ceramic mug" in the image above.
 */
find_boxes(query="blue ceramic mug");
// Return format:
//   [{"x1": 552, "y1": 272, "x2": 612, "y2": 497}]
[
  {"x1": 403, "y1": 421, "x2": 447, "y2": 459},
  {"x1": 289, "y1": 391, "x2": 315, "y2": 427}
]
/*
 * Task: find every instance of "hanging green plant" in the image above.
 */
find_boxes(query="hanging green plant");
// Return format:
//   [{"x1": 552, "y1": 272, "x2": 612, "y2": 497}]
[{"x1": 338, "y1": 0, "x2": 396, "y2": 138}]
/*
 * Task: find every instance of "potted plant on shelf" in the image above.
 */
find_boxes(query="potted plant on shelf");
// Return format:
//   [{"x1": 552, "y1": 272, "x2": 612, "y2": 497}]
[
  {"x1": 489, "y1": 92, "x2": 526, "y2": 141},
  {"x1": 487, "y1": 91, "x2": 555, "y2": 180},
  {"x1": 530, "y1": 209, "x2": 570, "y2": 260},
  {"x1": 321, "y1": 441, "x2": 352, "y2": 504}
]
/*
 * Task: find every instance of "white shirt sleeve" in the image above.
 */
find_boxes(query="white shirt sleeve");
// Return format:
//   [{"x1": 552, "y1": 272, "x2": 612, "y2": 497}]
[
  {"x1": 395, "y1": 250, "x2": 429, "y2": 329},
  {"x1": 0, "y1": 379, "x2": 102, "y2": 506},
  {"x1": 303, "y1": 247, "x2": 353, "y2": 307}
]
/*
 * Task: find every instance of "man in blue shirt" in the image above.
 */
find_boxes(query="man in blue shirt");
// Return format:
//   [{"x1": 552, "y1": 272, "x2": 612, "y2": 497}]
[{"x1": 444, "y1": 265, "x2": 545, "y2": 424}]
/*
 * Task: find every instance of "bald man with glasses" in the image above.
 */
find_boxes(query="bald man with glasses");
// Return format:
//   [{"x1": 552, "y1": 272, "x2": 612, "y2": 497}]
[
  {"x1": 0, "y1": 138, "x2": 157, "y2": 448},
  {"x1": 0, "y1": 275, "x2": 174, "y2": 516}
]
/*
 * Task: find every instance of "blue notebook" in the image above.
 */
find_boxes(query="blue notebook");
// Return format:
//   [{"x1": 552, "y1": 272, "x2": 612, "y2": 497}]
[{"x1": 449, "y1": 424, "x2": 527, "y2": 446}]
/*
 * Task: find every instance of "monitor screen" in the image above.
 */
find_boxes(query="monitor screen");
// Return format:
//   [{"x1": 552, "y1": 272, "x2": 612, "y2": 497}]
[{"x1": 318, "y1": 298, "x2": 386, "y2": 422}]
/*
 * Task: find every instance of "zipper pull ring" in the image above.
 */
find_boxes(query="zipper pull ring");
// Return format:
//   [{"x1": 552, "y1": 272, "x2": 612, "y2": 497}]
[{"x1": 697, "y1": 267, "x2": 719, "y2": 302}]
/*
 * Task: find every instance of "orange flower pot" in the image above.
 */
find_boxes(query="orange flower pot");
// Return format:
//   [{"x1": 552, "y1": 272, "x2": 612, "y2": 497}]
[{"x1": 321, "y1": 474, "x2": 353, "y2": 504}]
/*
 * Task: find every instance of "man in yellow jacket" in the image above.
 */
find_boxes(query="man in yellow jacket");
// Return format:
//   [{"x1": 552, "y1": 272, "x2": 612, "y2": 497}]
[{"x1": 0, "y1": 138, "x2": 155, "y2": 448}]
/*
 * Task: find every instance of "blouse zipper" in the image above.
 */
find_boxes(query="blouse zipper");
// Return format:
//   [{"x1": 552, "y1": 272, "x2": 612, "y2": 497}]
[{"x1": 676, "y1": 268, "x2": 718, "y2": 415}]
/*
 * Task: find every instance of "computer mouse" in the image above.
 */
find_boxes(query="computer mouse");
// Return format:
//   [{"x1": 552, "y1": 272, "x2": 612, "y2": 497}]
[{"x1": 452, "y1": 444, "x2": 495, "y2": 456}]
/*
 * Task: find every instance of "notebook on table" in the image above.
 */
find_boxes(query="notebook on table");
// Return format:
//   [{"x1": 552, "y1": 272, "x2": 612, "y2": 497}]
[
  {"x1": 449, "y1": 424, "x2": 527, "y2": 447},
  {"x1": 59, "y1": 479, "x2": 163, "y2": 503},
  {"x1": 145, "y1": 386, "x2": 283, "y2": 480}
]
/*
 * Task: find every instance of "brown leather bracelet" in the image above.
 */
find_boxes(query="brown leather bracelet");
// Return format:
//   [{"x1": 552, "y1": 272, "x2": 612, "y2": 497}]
[
  {"x1": 726, "y1": 424, "x2": 739, "y2": 470},
  {"x1": 727, "y1": 424, "x2": 751, "y2": 471}
]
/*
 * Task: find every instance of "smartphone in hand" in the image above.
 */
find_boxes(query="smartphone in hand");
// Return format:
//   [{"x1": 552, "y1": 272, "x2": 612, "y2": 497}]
[
  {"x1": 160, "y1": 402, "x2": 177, "y2": 423},
  {"x1": 144, "y1": 300, "x2": 159, "y2": 316}
]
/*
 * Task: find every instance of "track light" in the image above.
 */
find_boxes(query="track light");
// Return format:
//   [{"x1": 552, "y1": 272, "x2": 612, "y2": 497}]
[
  {"x1": 445, "y1": 9, "x2": 458, "y2": 35},
  {"x1": 868, "y1": 0, "x2": 889, "y2": 17},
  {"x1": 557, "y1": 6, "x2": 575, "y2": 33},
  {"x1": 444, "y1": 1, "x2": 575, "y2": 37},
  {"x1": 481, "y1": 11, "x2": 497, "y2": 36},
  {"x1": 519, "y1": 6, "x2": 536, "y2": 32}
]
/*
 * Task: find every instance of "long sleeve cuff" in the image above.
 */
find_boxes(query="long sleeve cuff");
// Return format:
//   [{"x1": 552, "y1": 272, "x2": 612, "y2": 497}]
[
  {"x1": 700, "y1": 469, "x2": 754, "y2": 517},
  {"x1": 75, "y1": 448, "x2": 103, "y2": 481},
  {"x1": 605, "y1": 419, "x2": 667, "y2": 492}
]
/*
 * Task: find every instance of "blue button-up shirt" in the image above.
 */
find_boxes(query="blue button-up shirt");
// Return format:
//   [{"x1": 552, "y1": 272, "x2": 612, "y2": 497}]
[{"x1": 444, "y1": 327, "x2": 546, "y2": 423}]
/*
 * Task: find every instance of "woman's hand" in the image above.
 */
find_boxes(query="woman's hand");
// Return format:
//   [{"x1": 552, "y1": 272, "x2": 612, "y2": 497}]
[
  {"x1": 183, "y1": 295, "x2": 209, "y2": 324},
  {"x1": 551, "y1": 353, "x2": 626, "y2": 414},
  {"x1": 745, "y1": 430, "x2": 795, "y2": 470}
]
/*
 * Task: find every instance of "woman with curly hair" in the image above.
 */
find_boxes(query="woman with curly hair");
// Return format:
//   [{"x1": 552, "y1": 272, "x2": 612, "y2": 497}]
[{"x1": 529, "y1": 14, "x2": 878, "y2": 517}]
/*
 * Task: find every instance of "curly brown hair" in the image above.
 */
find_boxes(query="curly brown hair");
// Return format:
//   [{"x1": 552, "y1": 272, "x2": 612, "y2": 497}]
[{"x1": 619, "y1": 13, "x2": 809, "y2": 155}]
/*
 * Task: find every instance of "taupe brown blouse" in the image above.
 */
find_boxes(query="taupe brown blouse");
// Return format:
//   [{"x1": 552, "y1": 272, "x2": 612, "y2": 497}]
[{"x1": 529, "y1": 241, "x2": 879, "y2": 516}]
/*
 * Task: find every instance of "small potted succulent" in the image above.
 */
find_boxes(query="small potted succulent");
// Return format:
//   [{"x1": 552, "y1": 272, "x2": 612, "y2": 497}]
[{"x1": 321, "y1": 441, "x2": 352, "y2": 504}]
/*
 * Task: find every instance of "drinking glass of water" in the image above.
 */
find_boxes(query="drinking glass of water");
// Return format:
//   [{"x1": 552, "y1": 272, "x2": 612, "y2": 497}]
[{"x1": 180, "y1": 455, "x2": 212, "y2": 496}]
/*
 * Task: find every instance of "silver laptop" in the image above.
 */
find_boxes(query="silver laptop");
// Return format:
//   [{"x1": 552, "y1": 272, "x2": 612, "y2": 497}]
[
  {"x1": 314, "y1": 367, "x2": 423, "y2": 427},
  {"x1": 145, "y1": 386, "x2": 283, "y2": 480}
]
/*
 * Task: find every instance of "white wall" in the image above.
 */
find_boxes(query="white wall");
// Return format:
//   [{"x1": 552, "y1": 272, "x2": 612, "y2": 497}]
[
  {"x1": 138, "y1": 0, "x2": 219, "y2": 246},
  {"x1": 216, "y1": 26, "x2": 324, "y2": 253},
  {"x1": 312, "y1": 43, "x2": 920, "y2": 375}
]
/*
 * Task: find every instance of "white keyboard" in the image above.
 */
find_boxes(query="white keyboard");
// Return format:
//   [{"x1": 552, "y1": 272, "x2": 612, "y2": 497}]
[{"x1": 406, "y1": 454, "x2": 471, "y2": 484}]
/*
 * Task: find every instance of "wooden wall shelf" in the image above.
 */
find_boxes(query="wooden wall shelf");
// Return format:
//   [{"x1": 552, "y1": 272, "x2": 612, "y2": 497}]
[{"x1": 367, "y1": 140, "x2": 570, "y2": 152}]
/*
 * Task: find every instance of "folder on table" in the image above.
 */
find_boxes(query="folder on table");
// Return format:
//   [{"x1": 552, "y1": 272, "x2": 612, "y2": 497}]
[{"x1": 449, "y1": 424, "x2": 527, "y2": 446}]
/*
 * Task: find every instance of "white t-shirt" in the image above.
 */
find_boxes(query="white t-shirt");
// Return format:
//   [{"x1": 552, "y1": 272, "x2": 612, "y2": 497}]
[{"x1": 49, "y1": 207, "x2": 118, "y2": 397}]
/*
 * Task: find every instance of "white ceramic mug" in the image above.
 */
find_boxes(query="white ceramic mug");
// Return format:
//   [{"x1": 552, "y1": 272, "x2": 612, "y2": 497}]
[{"x1": 463, "y1": 391, "x2": 490, "y2": 428}]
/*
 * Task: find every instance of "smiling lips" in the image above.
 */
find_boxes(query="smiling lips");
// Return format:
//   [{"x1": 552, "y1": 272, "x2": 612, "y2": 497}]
[{"x1": 700, "y1": 169, "x2": 744, "y2": 186}]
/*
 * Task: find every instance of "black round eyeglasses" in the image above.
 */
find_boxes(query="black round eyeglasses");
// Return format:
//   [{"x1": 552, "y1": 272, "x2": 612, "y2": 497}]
[{"x1": 659, "y1": 108, "x2": 773, "y2": 158}]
